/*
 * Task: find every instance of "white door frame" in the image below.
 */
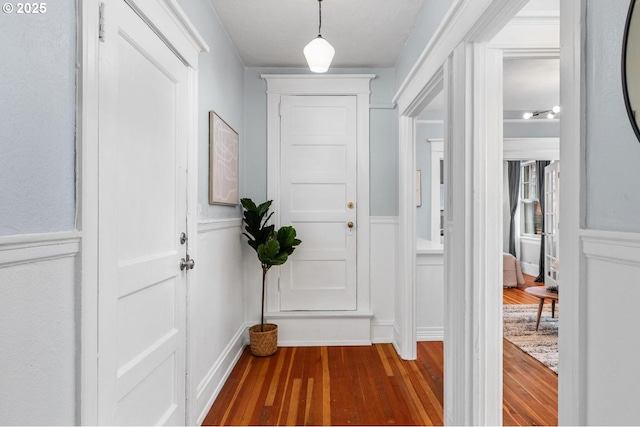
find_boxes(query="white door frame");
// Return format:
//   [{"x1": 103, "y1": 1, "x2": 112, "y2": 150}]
[
  {"x1": 558, "y1": 0, "x2": 585, "y2": 424},
  {"x1": 395, "y1": 0, "x2": 584, "y2": 424},
  {"x1": 78, "y1": 1, "x2": 208, "y2": 423},
  {"x1": 261, "y1": 74, "x2": 373, "y2": 317},
  {"x1": 393, "y1": 0, "x2": 529, "y2": 424}
]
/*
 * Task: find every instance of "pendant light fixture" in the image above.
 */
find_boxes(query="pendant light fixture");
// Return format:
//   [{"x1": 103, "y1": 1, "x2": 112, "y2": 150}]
[{"x1": 304, "y1": 0, "x2": 335, "y2": 73}]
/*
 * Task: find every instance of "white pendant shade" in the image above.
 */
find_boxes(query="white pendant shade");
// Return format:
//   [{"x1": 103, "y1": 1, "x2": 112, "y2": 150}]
[{"x1": 304, "y1": 36, "x2": 335, "y2": 73}]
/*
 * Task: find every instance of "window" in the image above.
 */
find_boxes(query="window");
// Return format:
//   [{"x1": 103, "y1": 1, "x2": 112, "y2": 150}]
[{"x1": 520, "y1": 161, "x2": 542, "y2": 235}]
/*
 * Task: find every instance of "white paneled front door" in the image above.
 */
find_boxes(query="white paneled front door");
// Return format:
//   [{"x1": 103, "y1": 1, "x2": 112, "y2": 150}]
[
  {"x1": 97, "y1": 0, "x2": 189, "y2": 424},
  {"x1": 279, "y1": 96, "x2": 357, "y2": 311}
]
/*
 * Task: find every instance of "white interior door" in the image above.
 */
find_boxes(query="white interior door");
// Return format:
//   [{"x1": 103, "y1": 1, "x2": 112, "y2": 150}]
[
  {"x1": 98, "y1": 1, "x2": 189, "y2": 424},
  {"x1": 279, "y1": 95, "x2": 357, "y2": 311},
  {"x1": 544, "y1": 161, "x2": 560, "y2": 289}
]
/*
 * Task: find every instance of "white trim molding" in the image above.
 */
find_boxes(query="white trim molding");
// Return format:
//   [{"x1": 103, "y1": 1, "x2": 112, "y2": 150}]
[
  {"x1": 0, "y1": 232, "x2": 80, "y2": 267},
  {"x1": 196, "y1": 324, "x2": 246, "y2": 425},
  {"x1": 265, "y1": 311, "x2": 374, "y2": 346},
  {"x1": 370, "y1": 216, "x2": 400, "y2": 225},
  {"x1": 417, "y1": 327, "x2": 444, "y2": 342},
  {"x1": 558, "y1": 0, "x2": 585, "y2": 424},
  {"x1": 503, "y1": 138, "x2": 560, "y2": 161},
  {"x1": 197, "y1": 218, "x2": 243, "y2": 233}
]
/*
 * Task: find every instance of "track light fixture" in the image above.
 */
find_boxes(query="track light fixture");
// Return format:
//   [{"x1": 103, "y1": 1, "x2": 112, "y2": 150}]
[{"x1": 523, "y1": 105, "x2": 561, "y2": 120}]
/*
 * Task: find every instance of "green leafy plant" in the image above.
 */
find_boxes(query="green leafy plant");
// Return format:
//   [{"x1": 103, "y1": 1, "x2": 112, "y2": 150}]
[{"x1": 241, "y1": 198, "x2": 301, "y2": 331}]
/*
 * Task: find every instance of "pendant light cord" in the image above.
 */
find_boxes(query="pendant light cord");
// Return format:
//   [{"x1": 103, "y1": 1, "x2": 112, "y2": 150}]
[{"x1": 318, "y1": 0, "x2": 322, "y2": 36}]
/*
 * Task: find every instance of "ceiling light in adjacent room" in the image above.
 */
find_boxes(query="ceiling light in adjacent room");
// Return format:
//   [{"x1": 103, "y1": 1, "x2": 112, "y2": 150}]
[{"x1": 522, "y1": 106, "x2": 561, "y2": 120}]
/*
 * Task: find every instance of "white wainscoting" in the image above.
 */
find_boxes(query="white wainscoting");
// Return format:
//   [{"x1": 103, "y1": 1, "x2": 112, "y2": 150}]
[
  {"x1": 581, "y1": 230, "x2": 640, "y2": 425},
  {"x1": 416, "y1": 243, "x2": 444, "y2": 341},
  {"x1": 520, "y1": 235, "x2": 541, "y2": 277},
  {"x1": 0, "y1": 231, "x2": 79, "y2": 426},
  {"x1": 194, "y1": 219, "x2": 246, "y2": 425},
  {"x1": 370, "y1": 217, "x2": 398, "y2": 343}
]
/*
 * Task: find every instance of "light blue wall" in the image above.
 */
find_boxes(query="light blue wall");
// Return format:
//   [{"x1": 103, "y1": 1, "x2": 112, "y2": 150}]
[
  {"x1": 395, "y1": 0, "x2": 454, "y2": 90},
  {"x1": 176, "y1": 0, "x2": 245, "y2": 220},
  {"x1": 416, "y1": 117, "x2": 444, "y2": 240},
  {"x1": 586, "y1": 0, "x2": 640, "y2": 232},
  {"x1": 0, "y1": 3, "x2": 76, "y2": 236},
  {"x1": 243, "y1": 67, "x2": 399, "y2": 216}
]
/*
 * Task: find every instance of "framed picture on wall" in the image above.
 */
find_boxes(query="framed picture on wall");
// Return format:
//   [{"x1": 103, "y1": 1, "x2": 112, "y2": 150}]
[
  {"x1": 416, "y1": 170, "x2": 422, "y2": 207},
  {"x1": 209, "y1": 111, "x2": 239, "y2": 205}
]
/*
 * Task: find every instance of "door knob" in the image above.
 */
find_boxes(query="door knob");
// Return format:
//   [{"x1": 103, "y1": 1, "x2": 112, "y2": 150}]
[
  {"x1": 180, "y1": 254, "x2": 195, "y2": 271},
  {"x1": 347, "y1": 221, "x2": 354, "y2": 229}
]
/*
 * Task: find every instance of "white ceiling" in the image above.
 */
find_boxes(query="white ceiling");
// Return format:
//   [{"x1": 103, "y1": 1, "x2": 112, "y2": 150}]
[
  {"x1": 207, "y1": 0, "x2": 560, "y2": 113},
  {"x1": 503, "y1": 58, "x2": 559, "y2": 111},
  {"x1": 207, "y1": 0, "x2": 426, "y2": 68}
]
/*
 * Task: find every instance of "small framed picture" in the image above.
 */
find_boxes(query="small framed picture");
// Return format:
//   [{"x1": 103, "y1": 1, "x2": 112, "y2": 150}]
[
  {"x1": 209, "y1": 111, "x2": 239, "y2": 205},
  {"x1": 416, "y1": 170, "x2": 422, "y2": 207}
]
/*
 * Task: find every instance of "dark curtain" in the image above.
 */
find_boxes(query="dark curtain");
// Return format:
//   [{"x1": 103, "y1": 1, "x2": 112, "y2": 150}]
[
  {"x1": 535, "y1": 160, "x2": 551, "y2": 282},
  {"x1": 507, "y1": 161, "x2": 521, "y2": 257}
]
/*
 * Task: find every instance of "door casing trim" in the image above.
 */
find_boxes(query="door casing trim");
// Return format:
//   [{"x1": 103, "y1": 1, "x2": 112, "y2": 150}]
[{"x1": 262, "y1": 74, "x2": 373, "y2": 318}]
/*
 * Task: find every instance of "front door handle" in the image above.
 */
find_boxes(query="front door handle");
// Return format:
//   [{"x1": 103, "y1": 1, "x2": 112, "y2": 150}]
[
  {"x1": 180, "y1": 254, "x2": 195, "y2": 271},
  {"x1": 347, "y1": 221, "x2": 354, "y2": 229}
]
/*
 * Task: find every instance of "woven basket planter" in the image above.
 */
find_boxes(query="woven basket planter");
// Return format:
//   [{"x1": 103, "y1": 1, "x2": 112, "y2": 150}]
[{"x1": 249, "y1": 323, "x2": 278, "y2": 357}]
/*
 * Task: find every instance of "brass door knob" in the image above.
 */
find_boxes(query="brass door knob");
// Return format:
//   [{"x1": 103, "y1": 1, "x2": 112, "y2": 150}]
[{"x1": 347, "y1": 221, "x2": 354, "y2": 228}]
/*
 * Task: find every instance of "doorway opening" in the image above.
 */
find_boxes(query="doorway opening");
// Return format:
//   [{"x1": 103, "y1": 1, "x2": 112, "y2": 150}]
[{"x1": 491, "y1": 2, "x2": 561, "y2": 425}]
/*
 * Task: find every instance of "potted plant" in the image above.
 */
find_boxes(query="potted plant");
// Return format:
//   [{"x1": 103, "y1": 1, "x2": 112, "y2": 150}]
[{"x1": 241, "y1": 198, "x2": 301, "y2": 356}]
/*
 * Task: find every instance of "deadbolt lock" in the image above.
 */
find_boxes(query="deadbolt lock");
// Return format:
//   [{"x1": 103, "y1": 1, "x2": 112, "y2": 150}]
[{"x1": 347, "y1": 202, "x2": 354, "y2": 209}]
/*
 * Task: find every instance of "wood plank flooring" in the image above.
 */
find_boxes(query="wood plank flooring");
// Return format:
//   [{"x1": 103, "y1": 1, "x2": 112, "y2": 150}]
[
  {"x1": 204, "y1": 343, "x2": 443, "y2": 426},
  {"x1": 204, "y1": 343, "x2": 556, "y2": 426},
  {"x1": 204, "y1": 275, "x2": 557, "y2": 426}
]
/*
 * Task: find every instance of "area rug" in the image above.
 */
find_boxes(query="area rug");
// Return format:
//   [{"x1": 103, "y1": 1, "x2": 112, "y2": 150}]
[{"x1": 503, "y1": 304, "x2": 558, "y2": 373}]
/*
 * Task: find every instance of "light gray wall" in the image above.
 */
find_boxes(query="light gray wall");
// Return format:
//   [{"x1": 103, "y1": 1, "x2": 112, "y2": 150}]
[
  {"x1": 416, "y1": 117, "x2": 444, "y2": 240},
  {"x1": 0, "y1": 3, "x2": 76, "y2": 236},
  {"x1": 176, "y1": 0, "x2": 245, "y2": 221},
  {"x1": 243, "y1": 67, "x2": 399, "y2": 216},
  {"x1": 586, "y1": 0, "x2": 640, "y2": 233},
  {"x1": 395, "y1": 0, "x2": 454, "y2": 90}
]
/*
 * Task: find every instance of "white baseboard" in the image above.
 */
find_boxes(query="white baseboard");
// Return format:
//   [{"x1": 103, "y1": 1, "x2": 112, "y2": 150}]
[
  {"x1": 520, "y1": 262, "x2": 539, "y2": 277},
  {"x1": 371, "y1": 321, "x2": 394, "y2": 343},
  {"x1": 417, "y1": 326, "x2": 444, "y2": 342},
  {"x1": 196, "y1": 324, "x2": 247, "y2": 425},
  {"x1": 264, "y1": 312, "x2": 373, "y2": 346}
]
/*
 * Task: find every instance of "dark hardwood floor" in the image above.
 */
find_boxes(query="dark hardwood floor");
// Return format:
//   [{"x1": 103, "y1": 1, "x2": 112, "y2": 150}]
[{"x1": 204, "y1": 275, "x2": 557, "y2": 426}]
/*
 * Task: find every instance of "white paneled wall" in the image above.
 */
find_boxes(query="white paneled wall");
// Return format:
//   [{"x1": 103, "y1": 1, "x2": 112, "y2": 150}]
[
  {"x1": 520, "y1": 236, "x2": 541, "y2": 276},
  {"x1": 194, "y1": 219, "x2": 246, "y2": 424},
  {"x1": 0, "y1": 232, "x2": 79, "y2": 425},
  {"x1": 581, "y1": 231, "x2": 640, "y2": 425},
  {"x1": 370, "y1": 218, "x2": 398, "y2": 342},
  {"x1": 416, "y1": 249, "x2": 444, "y2": 341}
]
